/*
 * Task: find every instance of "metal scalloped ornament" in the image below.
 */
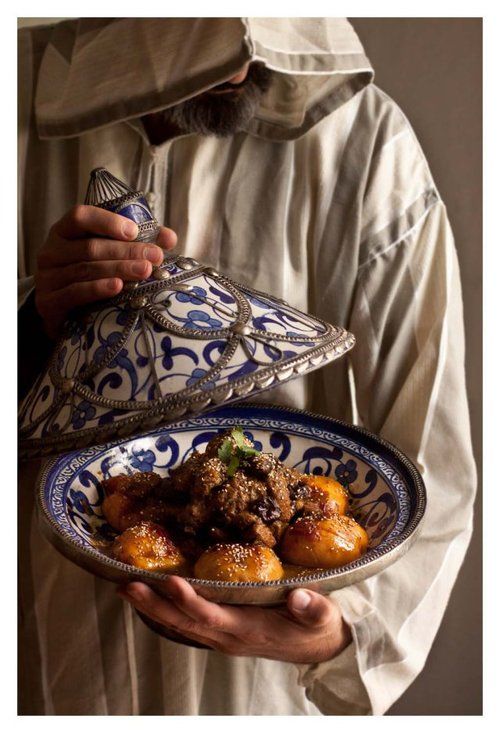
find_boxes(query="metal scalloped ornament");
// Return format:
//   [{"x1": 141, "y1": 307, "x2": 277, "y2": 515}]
[{"x1": 19, "y1": 168, "x2": 355, "y2": 458}]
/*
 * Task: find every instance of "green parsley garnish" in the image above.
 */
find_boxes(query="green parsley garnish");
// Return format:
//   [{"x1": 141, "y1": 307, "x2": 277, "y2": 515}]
[{"x1": 218, "y1": 427, "x2": 260, "y2": 477}]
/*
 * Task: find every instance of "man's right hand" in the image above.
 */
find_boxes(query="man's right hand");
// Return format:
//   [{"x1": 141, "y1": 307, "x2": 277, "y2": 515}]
[{"x1": 34, "y1": 205, "x2": 177, "y2": 339}]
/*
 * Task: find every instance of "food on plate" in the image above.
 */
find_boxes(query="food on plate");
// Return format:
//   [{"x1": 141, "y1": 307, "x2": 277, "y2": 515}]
[
  {"x1": 101, "y1": 471, "x2": 162, "y2": 498},
  {"x1": 111, "y1": 521, "x2": 186, "y2": 572},
  {"x1": 158, "y1": 430, "x2": 303, "y2": 548},
  {"x1": 194, "y1": 543, "x2": 284, "y2": 582},
  {"x1": 102, "y1": 471, "x2": 177, "y2": 531},
  {"x1": 101, "y1": 492, "x2": 139, "y2": 533},
  {"x1": 100, "y1": 427, "x2": 368, "y2": 577},
  {"x1": 301, "y1": 475, "x2": 349, "y2": 515},
  {"x1": 280, "y1": 514, "x2": 368, "y2": 568}
]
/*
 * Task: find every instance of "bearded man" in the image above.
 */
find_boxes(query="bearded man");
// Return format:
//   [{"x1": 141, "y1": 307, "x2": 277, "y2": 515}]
[{"x1": 18, "y1": 18, "x2": 476, "y2": 715}]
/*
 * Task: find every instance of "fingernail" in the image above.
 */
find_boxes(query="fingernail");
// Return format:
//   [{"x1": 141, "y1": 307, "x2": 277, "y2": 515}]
[
  {"x1": 123, "y1": 221, "x2": 138, "y2": 239},
  {"x1": 144, "y1": 246, "x2": 162, "y2": 263},
  {"x1": 291, "y1": 590, "x2": 311, "y2": 612},
  {"x1": 130, "y1": 261, "x2": 148, "y2": 277}
]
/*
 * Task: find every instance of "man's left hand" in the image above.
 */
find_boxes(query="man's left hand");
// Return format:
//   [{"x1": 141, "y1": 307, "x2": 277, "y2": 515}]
[{"x1": 117, "y1": 576, "x2": 351, "y2": 664}]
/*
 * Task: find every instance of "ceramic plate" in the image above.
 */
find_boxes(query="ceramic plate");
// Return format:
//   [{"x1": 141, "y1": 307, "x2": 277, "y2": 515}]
[{"x1": 37, "y1": 403, "x2": 426, "y2": 605}]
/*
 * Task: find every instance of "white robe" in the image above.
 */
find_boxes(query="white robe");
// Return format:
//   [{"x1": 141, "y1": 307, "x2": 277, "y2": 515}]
[{"x1": 18, "y1": 17, "x2": 476, "y2": 715}]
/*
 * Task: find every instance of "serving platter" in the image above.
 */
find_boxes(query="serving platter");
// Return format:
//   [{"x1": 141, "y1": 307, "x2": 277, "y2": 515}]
[{"x1": 36, "y1": 403, "x2": 426, "y2": 606}]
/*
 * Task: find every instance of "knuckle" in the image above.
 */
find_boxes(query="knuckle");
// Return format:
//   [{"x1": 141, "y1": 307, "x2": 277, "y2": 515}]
[
  {"x1": 245, "y1": 631, "x2": 267, "y2": 647},
  {"x1": 198, "y1": 612, "x2": 222, "y2": 630},
  {"x1": 198, "y1": 611, "x2": 219, "y2": 629},
  {"x1": 70, "y1": 204, "x2": 87, "y2": 224},
  {"x1": 85, "y1": 238, "x2": 99, "y2": 260},
  {"x1": 183, "y1": 619, "x2": 201, "y2": 636},
  {"x1": 76, "y1": 261, "x2": 91, "y2": 280},
  {"x1": 128, "y1": 243, "x2": 142, "y2": 259}
]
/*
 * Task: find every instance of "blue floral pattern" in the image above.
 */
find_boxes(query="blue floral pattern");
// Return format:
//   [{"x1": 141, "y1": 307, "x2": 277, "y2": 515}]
[
  {"x1": 335, "y1": 459, "x2": 358, "y2": 486},
  {"x1": 130, "y1": 447, "x2": 156, "y2": 472},
  {"x1": 184, "y1": 310, "x2": 223, "y2": 330},
  {"x1": 71, "y1": 401, "x2": 96, "y2": 430}
]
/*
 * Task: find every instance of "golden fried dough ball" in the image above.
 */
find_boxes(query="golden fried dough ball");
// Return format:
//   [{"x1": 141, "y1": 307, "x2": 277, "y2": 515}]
[
  {"x1": 102, "y1": 493, "x2": 139, "y2": 532},
  {"x1": 111, "y1": 521, "x2": 186, "y2": 572},
  {"x1": 303, "y1": 475, "x2": 350, "y2": 515},
  {"x1": 194, "y1": 543, "x2": 285, "y2": 582},
  {"x1": 280, "y1": 514, "x2": 368, "y2": 569}
]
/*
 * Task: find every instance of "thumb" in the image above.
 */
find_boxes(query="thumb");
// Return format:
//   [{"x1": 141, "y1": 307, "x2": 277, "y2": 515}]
[{"x1": 287, "y1": 589, "x2": 336, "y2": 628}]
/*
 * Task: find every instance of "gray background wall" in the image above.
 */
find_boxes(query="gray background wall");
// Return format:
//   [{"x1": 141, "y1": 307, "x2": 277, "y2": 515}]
[
  {"x1": 350, "y1": 18, "x2": 482, "y2": 715},
  {"x1": 18, "y1": 16, "x2": 482, "y2": 716}
]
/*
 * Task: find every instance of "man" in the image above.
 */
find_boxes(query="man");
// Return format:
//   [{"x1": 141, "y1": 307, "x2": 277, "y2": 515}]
[{"x1": 18, "y1": 18, "x2": 476, "y2": 715}]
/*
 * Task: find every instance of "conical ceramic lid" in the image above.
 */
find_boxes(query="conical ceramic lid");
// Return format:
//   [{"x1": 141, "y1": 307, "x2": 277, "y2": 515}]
[{"x1": 19, "y1": 170, "x2": 355, "y2": 458}]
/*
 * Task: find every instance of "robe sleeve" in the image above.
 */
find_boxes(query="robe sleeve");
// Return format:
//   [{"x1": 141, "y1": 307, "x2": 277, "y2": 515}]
[{"x1": 297, "y1": 198, "x2": 476, "y2": 715}]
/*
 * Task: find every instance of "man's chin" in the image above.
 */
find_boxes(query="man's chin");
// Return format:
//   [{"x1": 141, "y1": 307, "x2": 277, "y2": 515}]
[
  {"x1": 169, "y1": 97, "x2": 259, "y2": 137},
  {"x1": 161, "y1": 63, "x2": 272, "y2": 137}
]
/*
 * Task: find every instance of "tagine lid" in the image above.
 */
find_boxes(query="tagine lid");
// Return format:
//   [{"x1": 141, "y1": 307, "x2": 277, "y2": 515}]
[{"x1": 19, "y1": 169, "x2": 355, "y2": 458}]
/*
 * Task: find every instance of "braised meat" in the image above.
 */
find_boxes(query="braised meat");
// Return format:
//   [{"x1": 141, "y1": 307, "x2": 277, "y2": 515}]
[
  {"x1": 100, "y1": 428, "x2": 366, "y2": 574},
  {"x1": 160, "y1": 430, "x2": 304, "y2": 547}
]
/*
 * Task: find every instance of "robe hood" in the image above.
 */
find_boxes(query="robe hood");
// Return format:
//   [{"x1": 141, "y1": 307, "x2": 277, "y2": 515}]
[{"x1": 31, "y1": 17, "x2": 373, "y2": 141}]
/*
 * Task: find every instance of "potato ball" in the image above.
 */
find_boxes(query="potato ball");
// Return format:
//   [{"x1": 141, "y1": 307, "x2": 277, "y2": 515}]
[
  {"x1": 194, "y1": 543, "x2": 285, "y2": 582},
  {"x1": 280, "y1": 514, "x2": 368, "y2": 568},
  {"x1": 111, "y1": 521, "x2": 186, "y2": 572},
  {"x1": 303, "y1": 475, "x2": 350, "y2": 515},
  {"x1": 102, "y1": 492, "x2": 139, "y2": 533}
]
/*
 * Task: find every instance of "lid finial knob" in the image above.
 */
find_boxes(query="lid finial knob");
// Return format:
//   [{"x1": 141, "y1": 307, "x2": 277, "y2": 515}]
[{"x1": 84, "y1": 167, "x2": 160, "y2": 244}]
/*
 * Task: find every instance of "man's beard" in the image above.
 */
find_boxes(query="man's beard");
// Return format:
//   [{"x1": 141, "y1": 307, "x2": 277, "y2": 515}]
[{"x1": 164, "y1": 63, "x2": 272, "y2": 137}]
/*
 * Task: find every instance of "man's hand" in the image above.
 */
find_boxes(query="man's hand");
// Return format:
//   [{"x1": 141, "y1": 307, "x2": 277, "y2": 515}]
[
  {"x1": 117, "y1": 576, "x2": 352, "y2": 664},
  {"x1": 35, "y1": 205, "x2": 177, "y2": 339}
]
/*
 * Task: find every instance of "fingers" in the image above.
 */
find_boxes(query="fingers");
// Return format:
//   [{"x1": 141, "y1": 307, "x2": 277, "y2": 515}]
[
  {"x1": 117, "y1": 582, "x2": 229, "y2": 648},
  {"x1": 38, "y1": 236, "x2": 165, "y2": 268},
  {"x1": 159, "y1": 576, "x2": 241, "y2": 634},
  {"x1": 36, "y1": 278, "x2": 123, "y2": 322},
  {"x1": 35, "y1": 203, "x2": 178, "y2": 339},
  {"x1": 54, "y1": 205, "x2": 139, "y2": 240},
  {"x1": 286, "y1": 589, "x2": 338, "y2": 628},
  {"x1": 53, "y1": 206, "x2": 177, "y2": 249},
  {"x1": 36, "y1": 259, "x2": 154, "y2": 291}
]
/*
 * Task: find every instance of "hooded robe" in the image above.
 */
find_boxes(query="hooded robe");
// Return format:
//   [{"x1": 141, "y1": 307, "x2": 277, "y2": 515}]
[{"x1": 18, "y1": 17, "x2": 476, "y2": 715}]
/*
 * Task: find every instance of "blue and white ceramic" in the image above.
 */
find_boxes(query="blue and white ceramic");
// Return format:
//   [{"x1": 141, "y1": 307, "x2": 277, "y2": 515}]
[
  {"x1": 19, "y1": 249, "x2": 354, "y2": 459},
  {"x1": 37, "y1": 403, "x2": 426, "y2": 605}
]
